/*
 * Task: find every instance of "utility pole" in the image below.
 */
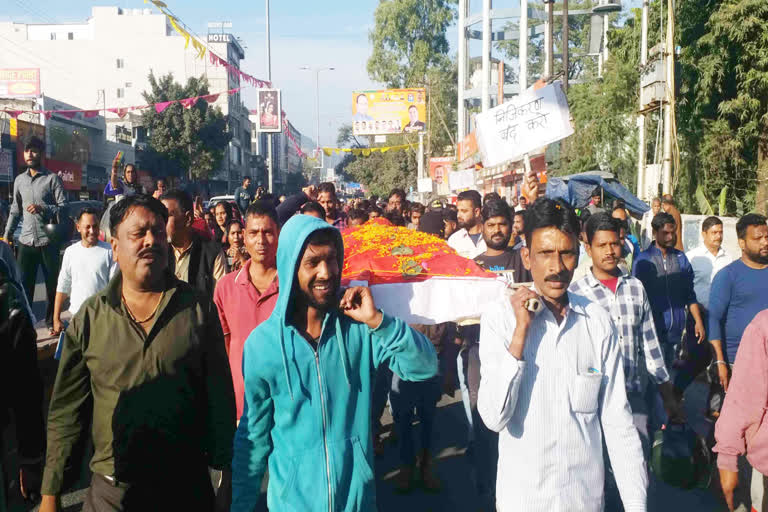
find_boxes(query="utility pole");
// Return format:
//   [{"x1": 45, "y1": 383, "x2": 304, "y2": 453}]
[
  {"x1": 561, "y1": 0, "x2": 569, "y2": 174},
  {"x1": 637, "y1": 0, "x2": 649, "y2": 199},
  {"x1": 265, "y1": 0, "x2": 273, "y2": 193},
  {"x1": 519, "y1": 0, "x2": 527, "y2": 91},
  {"x1": 481, "y1": 0, "x2": 492, "y2": 111},
  {"x1": 545, "y1": 0, "x2": 554, "y2": 78},
  {"x1": 300, "y1": 66, "x2": 335, "y2": 163},
  {"x1": 661, "y1": 0, "x2": 675, "y2": 194},
  {"x1": 562, "y1": 0, "x2": 569, "y2": 91},
  {"x1": 457, "y1": 0, "x2": 468, "y2": 143}
]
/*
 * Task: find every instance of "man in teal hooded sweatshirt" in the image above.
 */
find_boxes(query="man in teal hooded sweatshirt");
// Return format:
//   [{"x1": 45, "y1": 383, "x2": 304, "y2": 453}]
[{"x1": 231, "y1": 214, "x2": 438, "y2": 511}]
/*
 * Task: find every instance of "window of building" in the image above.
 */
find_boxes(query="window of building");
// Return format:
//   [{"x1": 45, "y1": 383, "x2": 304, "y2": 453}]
[
  {"x1": 50, "y1": 32, "x2": 56, "y2": 40},
  {"x1": 116, "y1": 58, "x2": 124, "y2": 69},
  {"x1": 68, "y1": 32, "x2": 74, "y2": 40},
  {"x1": 125, "y1": 82, "x2": 132, "y2": 88},
  {"x1": 117, "y1": 88, "x2": 124, "y2": 99}
]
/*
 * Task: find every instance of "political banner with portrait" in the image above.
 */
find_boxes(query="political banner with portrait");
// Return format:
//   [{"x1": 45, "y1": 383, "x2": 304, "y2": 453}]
[
  {"x1": 475, "y1": 81, "x2": 573, "y2": 168},
  {"x1": 256, "y1": 89, "x2": 282, "y2": 133},
  {"x1": 429, "y1": 156, "x2": 453, "y2": 185},
  {"x1": 352, "y1": 88, "x2": 426, "y2": 136}
]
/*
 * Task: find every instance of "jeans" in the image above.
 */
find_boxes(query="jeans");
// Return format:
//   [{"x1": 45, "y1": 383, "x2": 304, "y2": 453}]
[
  {"x1": 389, "y1": 374, "x2": 441, "y2": 465},
  {"x1": 17, "y1": 242, "x2": 60, "y2": 325}
]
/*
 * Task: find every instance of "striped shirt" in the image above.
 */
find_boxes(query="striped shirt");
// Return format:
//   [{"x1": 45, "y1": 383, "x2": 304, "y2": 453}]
[
  {"x1": 478, "y1": 292, "x2": 646, "y2": 512},
  {"x1": 570, "y1": 270, "x2": 670, "y2": 393}
]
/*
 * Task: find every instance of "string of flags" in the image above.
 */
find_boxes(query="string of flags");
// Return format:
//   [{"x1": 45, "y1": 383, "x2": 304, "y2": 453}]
[
  {"x1": 322, "y1": 143, "x2": 417, "y2": 157},
  {"x1": 147, "y1": 0, "x2": 307, "y2": 158},
  {"x1": 0, "y1": 86, "x2": 249, "y2": 120}
]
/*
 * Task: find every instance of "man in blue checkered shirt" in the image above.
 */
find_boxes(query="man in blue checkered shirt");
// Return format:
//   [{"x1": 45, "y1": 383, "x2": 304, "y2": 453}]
[{"x1": 570, "y1": 213, "x2": 683, "y2": 454}]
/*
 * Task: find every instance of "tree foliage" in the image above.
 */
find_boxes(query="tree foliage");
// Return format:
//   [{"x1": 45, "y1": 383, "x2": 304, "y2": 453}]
[
  {"x1": 140, "y1": 72, "x2": 230, "y2": 180},
  {"x1": 367, "y1": 0, "x2": 456, "y2": 88},
  {"x1": 684, "y1": 0, "x2": 768, "y2": 214},
  {"x1": 338, "y1": 0, "x2": 458, "y2": 194}
]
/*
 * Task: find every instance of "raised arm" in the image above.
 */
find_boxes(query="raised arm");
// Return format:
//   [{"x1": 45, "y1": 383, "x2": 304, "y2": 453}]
[{"x1": 477, "y1": 288, "x2": 537, "y2": 433}]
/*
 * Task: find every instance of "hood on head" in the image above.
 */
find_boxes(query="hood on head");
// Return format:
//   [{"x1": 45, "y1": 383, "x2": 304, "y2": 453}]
[{"x1": 275, "y1": 214, "x2": 345, "y2": 323}]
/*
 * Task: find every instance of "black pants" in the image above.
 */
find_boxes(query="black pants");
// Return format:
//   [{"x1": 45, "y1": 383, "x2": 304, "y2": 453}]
[
  {"x1": 83, "y1": 469, "x2": 215, "y2": 512},
  {"x1": 16, "y1": 242, "x2": 59, "y2": 325}
]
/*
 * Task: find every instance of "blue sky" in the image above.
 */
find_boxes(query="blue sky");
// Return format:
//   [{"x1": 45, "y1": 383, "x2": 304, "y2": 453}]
[
  {"x1": 3, "y1": 1, "x2": 642, "y2": 148},
  {"x1": 2, "y1": 0, "x2": 386, "y2": 147}
]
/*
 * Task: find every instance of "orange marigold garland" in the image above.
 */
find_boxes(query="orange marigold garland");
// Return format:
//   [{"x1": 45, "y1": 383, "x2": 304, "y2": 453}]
[{"x1": 341, "y1": 218, "x2": 495, "y2": 285}]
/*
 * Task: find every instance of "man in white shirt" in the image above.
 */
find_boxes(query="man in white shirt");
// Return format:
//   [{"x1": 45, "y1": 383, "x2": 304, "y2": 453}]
[
  {"x1": 682, "y1": 215, "x2": 733, "y2": 390},
  {"x1": 478, "y1": 197, "x2": 646, "y2": 512},
  {"x1": 447, "y1": 190, "x2": 486, "y2": 259},
  {"x1": 52, "y1": 207, "x2": 115, "y2": 335},
  {"x1": 686, "y1": 216, "x2": 732, "y2": 310}
]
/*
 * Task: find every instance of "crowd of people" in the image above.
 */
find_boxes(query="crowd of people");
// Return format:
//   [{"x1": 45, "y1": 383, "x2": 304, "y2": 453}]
[{"x1": 2, "y1": 136, "x2": 768, "y2": 512}]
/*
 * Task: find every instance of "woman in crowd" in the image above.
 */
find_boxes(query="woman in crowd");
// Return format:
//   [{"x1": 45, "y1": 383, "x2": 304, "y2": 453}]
[
  {"x1": 213, "y1": 201, "x2": 234, "y2": 246},
  {"x1": 223, "y1": 219, "x2": 248, "y2": 273}
]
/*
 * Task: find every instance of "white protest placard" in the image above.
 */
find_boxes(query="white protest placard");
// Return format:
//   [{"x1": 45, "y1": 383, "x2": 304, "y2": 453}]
[
  {"x1": 417, "y1": 177, "x2": 433, "y2": 193},
  {"x1": 448, "y1": 168, "x2": 475, "y2": 191},
  {"x1": 475, "y1": 81, "x2": 573, "y2": 168}
]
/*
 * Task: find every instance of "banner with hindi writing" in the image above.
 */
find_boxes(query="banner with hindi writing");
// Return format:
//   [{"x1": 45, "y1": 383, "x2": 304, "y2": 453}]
[{"x1": 475, "y1": 81, "x2": 573, "y2": 168}]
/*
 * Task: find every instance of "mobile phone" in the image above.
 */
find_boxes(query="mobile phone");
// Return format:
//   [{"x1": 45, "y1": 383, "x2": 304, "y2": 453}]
[{"x1": 115, "y1": 151, "x2": 124, "y2": 165}]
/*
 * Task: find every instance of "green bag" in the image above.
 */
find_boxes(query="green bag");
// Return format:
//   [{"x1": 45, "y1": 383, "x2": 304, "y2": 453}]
[{"x1": 650, "y1": 424, "x2": 712, "y2": 489}]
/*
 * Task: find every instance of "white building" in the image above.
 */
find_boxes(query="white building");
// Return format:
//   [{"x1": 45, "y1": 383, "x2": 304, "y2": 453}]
[{"x1": 0, "y1": 6, "x2": 252, "y2": 194}]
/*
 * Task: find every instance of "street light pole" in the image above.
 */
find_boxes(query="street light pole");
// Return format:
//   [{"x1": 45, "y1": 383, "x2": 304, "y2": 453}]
[
  {"x1": 300, "y1": 66, "x2": 335, "y2": 173},
  {"x1": 265, "y1": 0, "x2": 273, "y2": 192}
]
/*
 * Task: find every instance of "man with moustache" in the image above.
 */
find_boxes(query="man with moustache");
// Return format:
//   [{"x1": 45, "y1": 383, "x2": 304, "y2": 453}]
[
  {"x1": 570, "y1": 214, "x2": 680, "y2": 456},
  {"x1": 478, "y1": 198, "x2": 646, "y2": 512},
  {"x1": 39, "y1": 194, "x2": 235, "y2": 512},
  {"x1": 708, "y1": 213, "x2": 768, "y2": 391},
  {"x1": 161, "y1": 190, "x2": 228, "y2": 299},
  {"x1": 231, "y1": 214, "x2": 437, "y2": 511},
  {"x1": 213, "y1": 201, "x2": 280, "y2": 422}
]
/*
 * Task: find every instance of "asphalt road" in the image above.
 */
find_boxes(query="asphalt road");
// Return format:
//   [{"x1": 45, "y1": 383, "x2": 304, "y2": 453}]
[{"x1": 3, "y1": 273, "x2": 732, "y2": 511}]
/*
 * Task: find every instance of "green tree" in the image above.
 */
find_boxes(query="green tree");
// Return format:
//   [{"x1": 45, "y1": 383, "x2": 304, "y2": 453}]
[
  {"x1": 687, "y1": 0, "x2": 768, "y2": 214},
  {"x1": 140, "y1": 72, "x2": 230, "y2": 180},
  {"x1": 367, "y1": 0, "x2": 456, "y2": 88}
]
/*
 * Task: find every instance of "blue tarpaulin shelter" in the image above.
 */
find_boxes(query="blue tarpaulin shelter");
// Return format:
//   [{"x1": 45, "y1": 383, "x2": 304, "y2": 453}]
[{"x1": 545, "y1": 171, "x2": 650, "y2": 216}]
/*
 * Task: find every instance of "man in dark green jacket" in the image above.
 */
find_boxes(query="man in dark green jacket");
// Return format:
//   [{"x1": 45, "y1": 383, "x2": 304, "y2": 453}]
[{"x1": 39, "y1": 194, "x2": 236, "y2": 512}]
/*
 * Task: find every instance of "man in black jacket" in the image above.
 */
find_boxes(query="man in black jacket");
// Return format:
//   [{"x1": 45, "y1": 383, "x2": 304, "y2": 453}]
[
  {"x1": 0, "y1": 257, "x2": 44, "y2": 507},
  {"x1": 160, "y1": 191, "x2": 227, "y2": 299}
]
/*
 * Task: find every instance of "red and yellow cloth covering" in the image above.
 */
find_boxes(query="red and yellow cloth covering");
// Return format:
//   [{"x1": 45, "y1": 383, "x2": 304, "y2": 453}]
[{"x1": 341, "y1": 218, "x2": 494, "y2": 286}]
